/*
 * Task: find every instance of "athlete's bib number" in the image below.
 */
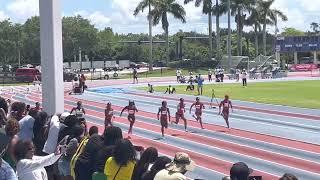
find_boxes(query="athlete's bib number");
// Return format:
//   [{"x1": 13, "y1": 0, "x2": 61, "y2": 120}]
[
  {"x1": 161, "y1": 111, "x2": 167, "y2": 115},
  {"x1": 129, "y1": 110, "x2": 135, "y2": 114}
]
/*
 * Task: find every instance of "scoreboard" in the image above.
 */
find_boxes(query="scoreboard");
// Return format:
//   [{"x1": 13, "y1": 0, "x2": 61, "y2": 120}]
[{"x1": 275, "y1": 36, "x2": 320, "y2": 53}]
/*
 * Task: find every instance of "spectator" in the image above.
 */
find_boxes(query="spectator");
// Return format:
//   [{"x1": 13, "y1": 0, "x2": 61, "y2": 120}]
[
  {"x1": 75, "y1": 132, "x2": 104, "y2": 180},
  {"x1": 43, "y1": 113, "x2": 69, "y2": 155},
  {"x1": 14, "y1": 139, "x2": 64, "y2": 180},
  {"x1": 70, "y1": 126, "x2": 98, "y2": 179},
  {"x1": 33, "y1": 112, "x2": 48, "y2": 156},
  {"x1": 154, "y1": 152, "x2": 195, "y2": 180},
  {"x1": 132, "y1": 147, "x2": 158, "y2": 180},
  {"x1": 104, "y1": 139, "x2": 136, "y2": 180},
  {"x1": 141, "y1": 156, "x2": 172, "y2": 180},
  {"x1": 0, "y1": 128, "x2": 18, "y2": 180},
  {"x1": 93, "y1": 126, "x2": 123, "y2": 173},
  {"x1": 58, "y1": 125, "x2": 84, "y2": 180},
  {"x1": 279, "y1": 173, "x2": 298, "y2": 180},
  {"x1": 241, "y1": 69, "x2": 248, "y2": 87},
  {"x1": 176, "y1": 69, "x2": 182, "y2": 82},
  {"x1": 89, "y1": 126, "x2": 99, "y2": 136},
  {"x1": 18, "y1": 109, "x2": 38, "y2": 141},
  {"x1": 25, "y1": 105, "x2": 30, "y2": 115},
  {"x1": 31, "y1": 102, "x2": 42, "y2": 112},
  {"x1": 230, "y1": 162, "x2": 253, "y2": 180},
  {"x1": 164, "y1": 85, "x2": 176, "y2": 94},
  {"x1": 3, "y1": 119, "x2": 19, "y2": 170},
  {"x1": 197, "y1": 74, "x2": 204, "y2": 95},
  {"x1": 186, "y1": 76, "x2": 194, "y2": 91},
  {"x1": 147, "y1": 83, "x2": 154, "y2": 93},
  {"x1": 0, "y1": 97, "x2": 8, "y2": 127},
  {"x1": 9, "y1": 102, "x2": 26, "y2": 121},
  {"x1": 80, "y1": 74, "x2": 86, "y2": 93}
]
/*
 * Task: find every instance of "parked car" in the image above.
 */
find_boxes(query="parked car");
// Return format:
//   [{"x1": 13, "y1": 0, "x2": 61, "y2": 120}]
[{"x1": 15, "y1": 68, "x2": 41, "y2": 82}]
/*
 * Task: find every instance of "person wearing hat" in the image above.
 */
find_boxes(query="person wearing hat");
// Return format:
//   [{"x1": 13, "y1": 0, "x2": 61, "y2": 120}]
[
  {"x1": 0, "y1": 128, "x2": 18, "y2": 180},
  {"x1": 230, "y1": 162, "x2": 253, "y2": 180},
  {"x1": 154, "y1": 152, "x2": 195, "y2": 180}
]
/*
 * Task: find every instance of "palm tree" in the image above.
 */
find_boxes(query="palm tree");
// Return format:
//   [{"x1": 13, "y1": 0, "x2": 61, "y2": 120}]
[
  {"x1": 245, "y1": 7, "x2": 263, "y2": 56},
  {"x1": 150, "y1": 0, "x2": 186, "y2": 65},
  {"x1": 212, "y1": 0, "x2": 225, "y2": 61},
  {"x1": 184, "y1": 0, "x2": 213, "y2": 61},
  {"x1": 134, "y1": 0, "x2": 155, "y2": 70},
  {"x1": 220, "y1": 0, "x2": 255, "y2": 56},
  {"x1": 258, "y1": 0, "x2": 287, "y2": 56}
]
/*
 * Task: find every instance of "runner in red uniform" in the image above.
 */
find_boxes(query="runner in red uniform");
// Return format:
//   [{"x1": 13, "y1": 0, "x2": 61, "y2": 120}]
[
  {"x1": 189, "y1": 97, "x2": 205, "y2": 129},
  {"x1": 219, "y1": 95, "x2": 233, "y2": 129},
  {"x1": 120, "y1": 100, "x2": 138, "y2": 135},
  {"x1": 157, "y1": 101, "x2": 171, "y2": 137},
  {"x1": 174, "y1": 98, "x2": 188, "y2": 132},
  {"x1": 104, "y1": 102, "x2": 115, "y2": 127}
]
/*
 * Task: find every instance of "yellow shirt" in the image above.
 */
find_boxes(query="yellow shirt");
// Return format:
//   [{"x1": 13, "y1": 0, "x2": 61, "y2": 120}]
[{"x1": 104, "y1": 157, "x2": 135, "y2": 180}]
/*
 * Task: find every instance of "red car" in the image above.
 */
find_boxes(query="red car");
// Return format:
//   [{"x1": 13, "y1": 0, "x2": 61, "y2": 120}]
[{"x1": 15, "y1": 68, "x2": 41, "y2": 82}]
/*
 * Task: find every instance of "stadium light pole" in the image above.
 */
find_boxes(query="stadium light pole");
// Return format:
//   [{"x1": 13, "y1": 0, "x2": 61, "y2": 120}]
[
  {"x1": 227, "y1": 0, "x2": 232, "y2": 70},
  {"x1": 39, "y1": 0, "x2": 64, "y2": 115}
]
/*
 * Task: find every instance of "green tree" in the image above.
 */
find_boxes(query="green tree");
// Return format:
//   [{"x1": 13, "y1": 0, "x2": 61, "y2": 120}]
[
  {"x1": 62, "y1": 16, "x2": 99, "y2": 61},
  {"x1": 134, "y1": 0, "x2": 156, "y2": 70},
  {"x1": 184, "y1": 0, "x2": 213, "y2": 61},
  {"x1": 220, "y1": 0, "x2": 255, "y2": 56},
  {"x1": 281, "y1": 27, "x2": 305, "y2": 36},
  {"x1": 150, "y1": 0, "x2": 186, "y2": 65},
  {"x1": 245, "y1": 7, "x2": 263, "y2": 56},
  {"x1": 310, "y1": 22, "x2": 319, "y2": 34},
  {"x1": 258, "y1": 0, "x2": 287, "y2": 55},
  {"x1": 22, "y1": 16, "x2": 41, "y2": 64}
]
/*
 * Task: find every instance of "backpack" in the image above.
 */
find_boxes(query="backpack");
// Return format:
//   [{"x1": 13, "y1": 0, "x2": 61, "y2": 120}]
[{"x1": 70, "y1": 136, "x2": 89, "y2": 179}]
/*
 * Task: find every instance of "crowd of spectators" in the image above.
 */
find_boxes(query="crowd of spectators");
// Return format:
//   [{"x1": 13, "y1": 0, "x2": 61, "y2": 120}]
[{"x1": 0, "y1": 96, "x2": 299, "y2": 180}]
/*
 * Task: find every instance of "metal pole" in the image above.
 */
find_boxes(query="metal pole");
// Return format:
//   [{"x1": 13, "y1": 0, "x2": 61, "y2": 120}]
[
  {"x1": 227, "y1": 0, "x2": 232, "y2": 70},
  {"x1": 148, "y1": 0, "x2": 153, "y2": 71}
]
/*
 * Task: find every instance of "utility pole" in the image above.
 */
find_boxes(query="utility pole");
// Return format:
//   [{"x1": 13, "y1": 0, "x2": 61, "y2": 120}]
[{"x1": 227, "y1": 0, "x2": 232, "y2": 70}]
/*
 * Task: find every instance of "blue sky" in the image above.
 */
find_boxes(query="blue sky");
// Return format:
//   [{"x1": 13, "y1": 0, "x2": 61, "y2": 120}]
[{"x1": 0, "y1": 0, "x2": 320, "y2": 35}]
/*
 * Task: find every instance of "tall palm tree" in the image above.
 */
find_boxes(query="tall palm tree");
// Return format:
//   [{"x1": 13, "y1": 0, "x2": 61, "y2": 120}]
[
  {"x1": 258, "y1": 0, "x2": 287, "y2": 56},
  {"x1": 245, "y1": 7, "x2": 263, "y2": 56},
  {"x1": 220, "y1": 0, "x2": 255, "y2": 56},
  {"x1": 150, "y1": 0, "x2": 186, "y2": 65},
  {"x1": 184, "y1": 0, "x2": 213, "y2": 61},
  {"x1": 134, "y1": 0, "x2": 155, "y2": 70},
  {"x1": 212, "y1": 0, "x2": 225, "y2": 61}
]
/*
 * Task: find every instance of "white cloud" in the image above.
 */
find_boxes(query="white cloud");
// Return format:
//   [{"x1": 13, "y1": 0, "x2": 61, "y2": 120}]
[
  {"x1": 74, "y1": 11, "x2": 111, "y2": 29},
  {"x1": 6, "y1": 0, "x2": 39, "y2": 21},
  {"x1": 0, "y1": 11, "x2": 9, "y2": 21},
  {"x1": 298, "y1": 0, "x2": 320, "y2": 12}
]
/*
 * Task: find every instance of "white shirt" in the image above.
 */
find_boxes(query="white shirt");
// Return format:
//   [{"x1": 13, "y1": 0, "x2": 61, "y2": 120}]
[
  {"x1": 16, "y1": 154, "x2": 61, "y2": 180},
  {"x1": 18, "y1": 115, "x2": 35, "y2": 141},
  {"x1": 43, "y1": 116, "x2": 60, "y2": 154},
  {"x1": 176, "y1": 70, "x2": 181, "y2": 76},
  {"x1": 154, "y1": 169, "x2": 187, "y2": 180},
  {"x1": 241, "y1": 71, "x2": 247, "y2": 79}
]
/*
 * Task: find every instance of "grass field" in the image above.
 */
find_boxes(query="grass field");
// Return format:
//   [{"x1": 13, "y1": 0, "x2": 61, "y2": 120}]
[{"x1": 139, "y1": 80, "x2": 320, "y2": 109}]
